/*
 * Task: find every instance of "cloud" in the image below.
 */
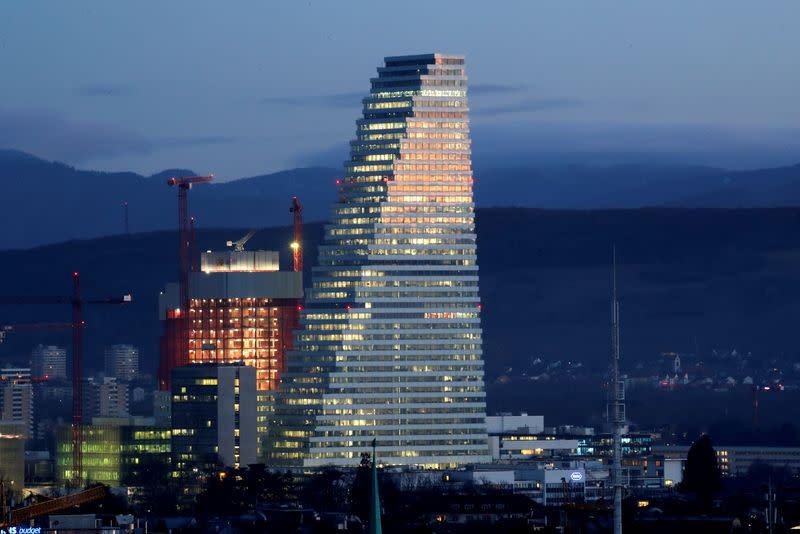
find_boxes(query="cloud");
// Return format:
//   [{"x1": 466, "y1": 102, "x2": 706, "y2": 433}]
[
  {"x1": 74, "y1": 83, "x2": 132, "y2": 97},
  {"x1": 261, "y1": 85, "x2": 527, "y2": 108},
  {"x1": 470, "y1": 84, "x2": 526, "y2": 96},
  {"x1": 0, "y1": 108, "x2": 236, "y2": 164},
  {"x1": 164, "y1": 136, "x2": 238, "y2": 148},
  {"x1": 473, "y1": 97, "x2": 583, "y2": 117},
  {"x1": 261, "y1": 91, "x2": 364, "y2": 107}
]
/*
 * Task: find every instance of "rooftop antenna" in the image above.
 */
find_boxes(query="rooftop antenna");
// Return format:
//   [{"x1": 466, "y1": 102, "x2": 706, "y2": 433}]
[{"x1": 610, "y1": 246, "x2": 625, "y2": 534}]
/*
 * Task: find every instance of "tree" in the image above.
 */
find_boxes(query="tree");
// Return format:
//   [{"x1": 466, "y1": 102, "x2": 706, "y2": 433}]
[
  {"x1": 130, "y1": 454, "x2": 178, "y2": 515},
  {"x1": 680, "y1": 433, "x2": 721, "y2": 511}
]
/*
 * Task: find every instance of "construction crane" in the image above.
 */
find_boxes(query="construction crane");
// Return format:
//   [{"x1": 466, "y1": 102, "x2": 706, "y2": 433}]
[
  {"x1": 0, "y1": 322, "x2": 73, "y2": 345},
  {"x1": 165, "y1": 175, "x2": 212, "y2": 390},
  {"x1": 227, "y1": 229, "x2": 257, "y2": 252},
  {"x1": 289, "y1": 196, "x2": 303, "y2": 272},
  {"x1": 7, "y1": 484, "x2": 108, "y2": 526},
  {"x1": 167, "y1": 175, "x2": 213, "y2": 312},
  {"x1": 0, "y1": 273, "x2": 131, "y2": 487}
]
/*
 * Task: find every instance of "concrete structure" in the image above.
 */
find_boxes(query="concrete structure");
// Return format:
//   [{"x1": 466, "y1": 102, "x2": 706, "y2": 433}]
[
  {"x1": 490, "y1": 435, "x2": 580, "y2": 461},
  {"x1": 655, "y1": 444, "x2": 800, "y2": 478},
  {"x1": 486, "y1": 414, "x2": 563, "y2": 460},
  {"x1": 84, "y1": 377, "x2": 130, "y2": 419},
  {"x1": 663, "y1": 457, "x2": 684, "y2": 487},
  {"x1": 159, "y1": 248, "x2": 302, "y2": 443},
  {"x1": 443, "y1": 465, "x2": 588, "y2": 507},
  {"x1": 269, "y1": 53, "x2": 489, "y2": 468},
  {"x1": 104, "y1": 344, "x2": 140, "y2": 382},
  {"x1": 0, "y1": 421, "x2": 25, "y2": 497},
  {"x1": 486, "y1": 414, "x2": 544, "y2": 435},
  {"x1": 171, "y1": 364, "x2": 257, "y2": 473},
  {"x1": 0, "y1": 367, "x2": 33, "y2": 439},
  {"x1": 31, "y1": 344, "x2": 67, "y2": 380}
]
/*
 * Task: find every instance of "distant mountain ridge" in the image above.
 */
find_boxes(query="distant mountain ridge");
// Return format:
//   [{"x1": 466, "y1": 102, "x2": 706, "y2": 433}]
[
  {"x1": 1, "y1": 149, "x2": 799, "y2": 250},
  {"x1": 1, "y1": 207, "x2": 799, "y2": 386}
]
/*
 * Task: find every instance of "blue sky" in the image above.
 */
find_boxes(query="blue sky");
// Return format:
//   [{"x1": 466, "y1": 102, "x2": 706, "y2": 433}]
[{"x1": 1, "y1": 1, "x2": 799, "y2": 178}]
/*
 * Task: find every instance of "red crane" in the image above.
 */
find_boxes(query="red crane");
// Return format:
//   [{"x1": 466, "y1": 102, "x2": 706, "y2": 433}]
[
  {"x1": 1, "y1": 322, "x2": 74, "y2": 345},
  {"x1": 167, "y1": 175, "x2": 213, "y2": 312},
  {"x1": 290, "y1": 196, "x2": 303, "y2": 272},
  {"x1": 0, "y1": 273, "x2": 131, "y2": 487},
  {"x1": 161, "y1": 175, "x2": 212, "y2": 391}
]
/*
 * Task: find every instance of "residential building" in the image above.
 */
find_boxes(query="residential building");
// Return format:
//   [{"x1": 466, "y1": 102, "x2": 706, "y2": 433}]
[
  {"x1": 171, "y1": 364, "x2": 257, "y2": 475},
  {"x1": 104, "y1": 344, "x2": 139, "y2": 382},
  {"x1": 269, "y1": 53, "x2": 489, "y2": 468},
  {"x1": 84, "y1": 377, "x2": 130, "y2": 418},
  {"x1": 31, "y1": 344, "x2": 67, "y2": 380},
  {"x1": 0, "y1": 367, "x2": 33, "y2": 439}
]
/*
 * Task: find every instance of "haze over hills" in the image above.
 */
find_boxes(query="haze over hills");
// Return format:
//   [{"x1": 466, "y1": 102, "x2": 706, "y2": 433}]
[{"x1": 2, "y1": 149, "x2": 800, "y2": 249}]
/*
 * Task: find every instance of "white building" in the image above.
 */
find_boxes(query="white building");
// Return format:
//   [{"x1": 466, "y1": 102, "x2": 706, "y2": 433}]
[
  {"x1": 655, "y1": 444, "x2": 800, "y2": 478},
  {"x1": 269, "y1": 53, "x2": 489, "y2": 468},
  {"x1": 0, "y1": 367, "x2": 33, "y2": 439},
  {"x1": 104, "y1": 344, "x2": 139, "y2": 382},
  {"x1": 486, "y1": 414, "x2": 579, "y2": 461},
  {"x1": 84, "y1": 377, "x2": 129, "y2": 419},
  {"x1": 31, "y1": 344, "x2": 67, "y2": 380},
  {"x1": 486, "y1": 414, "x2": 544, "y2": 435},
  {"x1": 444, "y1": 466, "x2": 588, "y2": 507}
]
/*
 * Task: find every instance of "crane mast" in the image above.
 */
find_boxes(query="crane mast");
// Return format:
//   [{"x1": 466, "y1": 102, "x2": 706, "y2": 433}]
[
  {"x1": 166, "y1": 175, "x2": 213, "y2": 378},
  {"x1": 290, "y1": 196, "x2": 303, "y2": 272},
  {"x1": 0, "y1": 274, "x2": 131, "y2": 487}
]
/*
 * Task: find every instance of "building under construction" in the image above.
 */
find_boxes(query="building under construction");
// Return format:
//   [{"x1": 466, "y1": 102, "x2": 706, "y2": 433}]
[{"x1": 158, "y1": 244, "x2": 303, "y2": 439}]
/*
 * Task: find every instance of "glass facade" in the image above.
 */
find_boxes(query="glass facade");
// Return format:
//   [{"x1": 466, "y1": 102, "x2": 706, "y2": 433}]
[
  {"x1": 55, "y1": 424, "x2": 171, "y2": 486},
  {"x1": 268, "y1": 53, "x2": 490, "y2": 468}
]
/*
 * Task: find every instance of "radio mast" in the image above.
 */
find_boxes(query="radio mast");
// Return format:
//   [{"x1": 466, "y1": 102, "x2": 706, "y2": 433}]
[{"x1": 610, "y1": 247, "x2": 625, "y2": 534}]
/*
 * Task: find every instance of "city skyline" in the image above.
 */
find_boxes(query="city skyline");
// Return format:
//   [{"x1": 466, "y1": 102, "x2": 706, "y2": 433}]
[{"x1": 0, "y1": 4, "x2": 797, "y2": 529}]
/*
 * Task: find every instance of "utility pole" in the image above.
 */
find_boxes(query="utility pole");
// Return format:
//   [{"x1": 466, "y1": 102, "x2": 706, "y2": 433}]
[{"x1": 610, "y1": 247, "x2": 625, "y2": 534}]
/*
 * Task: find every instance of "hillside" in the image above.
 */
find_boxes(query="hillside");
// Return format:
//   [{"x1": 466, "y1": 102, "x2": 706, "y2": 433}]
[
  {"x1": 3, "y1": 149, "x2": 800, "y2": 249},
  {"x1": 1, "y1": 207, "x2": 799, "y2": 386}
]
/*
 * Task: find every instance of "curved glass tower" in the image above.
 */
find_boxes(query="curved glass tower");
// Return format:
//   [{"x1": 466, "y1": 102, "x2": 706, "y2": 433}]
[{"x1": 269, "y1": 53, "x2": 490, "y2": 468}]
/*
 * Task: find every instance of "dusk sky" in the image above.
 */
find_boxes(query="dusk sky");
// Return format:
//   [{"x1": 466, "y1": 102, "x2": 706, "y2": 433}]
[{"x1": 1, "y1": 1, "x2": 799, "y2": 178}]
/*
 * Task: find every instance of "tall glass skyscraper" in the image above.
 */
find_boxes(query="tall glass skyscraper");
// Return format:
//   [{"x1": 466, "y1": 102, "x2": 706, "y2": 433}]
[{"x1": 269, "y1": 53, "x2": 489, "y2": 468}]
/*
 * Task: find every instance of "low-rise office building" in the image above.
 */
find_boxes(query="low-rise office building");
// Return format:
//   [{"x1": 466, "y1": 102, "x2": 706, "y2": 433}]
[
  {"x1": 171, "y1": 363, "x2": 257, "y2": 475},
  {"x1": 55, "y1": 417, "x2": 170, "y2": 486},
  {"x1": 654, "y1": 444, "x2": 800, "y2": 478}
]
